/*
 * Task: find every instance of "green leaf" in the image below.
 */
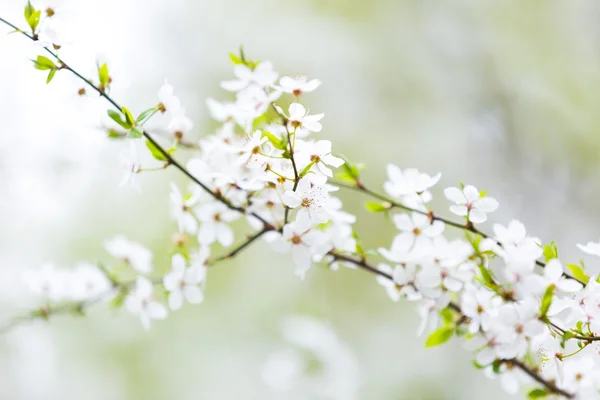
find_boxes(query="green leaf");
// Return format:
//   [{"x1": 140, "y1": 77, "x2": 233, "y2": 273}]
[
  {"x1": 32, "y1": 55, "x2": 56, "y2": 70},
  {"x1": 25, "y1": 4, "x2": 41, "y2": 32},
  {"x1": 229, "y1": 52, "x2": 243, "y2": 65},
  {"x1": 107, "y1": 129, "x2": 124, "y2": 139},
  {"x1": 262, "y1": 131, "x2": 286, "y2": 150},
  {"x1": 562, "y1": 331, "x2": 575, "y2": 341},
  {"x1": 425, "y1": 326, "x2": 454, "y2": 348},
  {"x1": 145, "y1": 140, "x2": 167, "y2": 161},
  {"x1": 46, "y1": 69, "x2": 56, "y2": 84},
  {"x1": 24, "y1": 1, "x2": 35, "y2": 20},
  {"x1": 527, "y1": 388, "x2": 548, "y2": 399},
  {"x1": 566, "y1": 263, "x2": 590, "y2": 284},
  {"x1": 543, "y1": 241, "x2": 558, "y2": 262},
  {"x1": 491, "y1": 359, "x2": 503, "y2": 373},
  {"x1": 122, "y1": 107, "x2": 135, "y2": 127},
  {"x1": 136, "y1": 107, "x2": 157, "y2": 125},
  {"x1": 440, "y1": 307, "x2": 455, "y2": 325},
  {"x1": 98, "y1": 63, "x2": 109, "y2": 85},
  {"x1": 299, "y1": 162, "x2": 315, "y2": 178},
  {"x1": 364, "y1": 201, "x2": 389, "y2": 213},
  {"x1": 477, "y1": 263, "x2": 496, "y2": 290},
  {"x1": 540, "y1": 285, "x2": 554, "y2": 318},
  {"x1": 107, "y1": 110, "x2": 131, "y2": 129},
  {"x1": 128, "y1": 127, "x2": 143, "y2": 139}
]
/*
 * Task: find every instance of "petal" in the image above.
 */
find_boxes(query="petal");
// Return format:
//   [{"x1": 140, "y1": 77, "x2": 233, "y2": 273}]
[
  {"x1": 183, "y1": 285, "x2": 204, "y2": 304},
  {"x1": 148, "y1": 302, "x2": 167, "y2": 319},
  {"x1": 450, "y1": 205, "x2": 468, "y2": 216},
  {"x1": 282, "y1": 191, "x2": 302, "y2": 208},
  {"x1": 392, "y1": 213, "x2": 414, "y2": 231},
  {"x1": 468, "y1": 210, "x2": 487, "y2": 224},
  {"x1": 322, "y1": 154, "x2": 344, "y2": 168},
  {"x1": 476, "y1": 197, "x2": 499, "y2": 213},
  {"x1": 168, "y1": 290, "x2": 183, "y2": 310},
  {"x1": 197, "y1": 224, "x2": 216, "y2": 245},
  {"x1": 294, "y1": 209, "x2": 311, "y2": 232},
  {"x1": 288, "y1": 103, "x2": 306, "y2": 119},
  {"x1": 544, "y1": 259, "x2": 563, "y2": 282},
  {"x1": 291, "y1": 245, "x2": 312, "y2": 272},
  {"x1": 557, "y1": 279, "x2": 583, "y2": 293},
  {"x1": 444, "y1": 187, "x2": 465, "y2": 204},
  {"x1": 216, "y1": 224, "x2": 234, "y2": 247},
  {"x1": 462, "y1": 185, "x2": 480, "y2": 202}
]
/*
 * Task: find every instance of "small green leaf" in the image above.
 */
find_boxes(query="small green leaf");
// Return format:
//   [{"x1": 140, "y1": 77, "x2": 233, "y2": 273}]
[
  {"x1": 425, "y1": 326, "x2": 454, "y2": 348},
  {"x1": 25, "y1": 5, "x2": 41, "y2": 32},
  {"x1": 299, "y1": 161, "x2": 315, "y2": 178},
  {"x1": 527, "y1": 388, "x2": 548, "y2": 399},
  {"x1": 136, "y1": 107, "x2": 158, "y2": 125},
  {"x1": 566, "y1": 263, "x2": 590, "y2": 284},
  {"x1": 262, "y1": 131, "x2": 286, "y2": 150},
  {"x1": 229, "y1": 52, "x2": 243, "y2": 65},
  {"x1": 145, "y1": 140, "x2": 167, "y2": 161},
  {"x1": 107, "y1": 110, "x2": 131, "y2": 129},
  {"x1": 32, "y1": 55, "x2": 56, "y2": 70},
  {"x1": 336, "y1": 154, "x2": 364, "y2": 183},
  {"x1": 98, "y1": 63, "x2": 109, "y2": 85},
  {"x1": 471, "y1": 360, "x2": 486, "y2": 370},
  {"x1": 122, "y1": 107, "x2": 135, "y2": 127},
  {"x1": 128, "y1": 127, "x2": 143, "y2": 139},
  {"x1": 440, "y1": 307, "x2": 455, "y2": 325},
  {"x1": 46, "y1": 69, "x2": 56, "y2": 84},
  {"x1": 24, "y1": 1, "x2": 35, "y2": 20},
  {"x1": 562, "y1": 331, "x2": 575, "y2": 341},
  {"x1": 491, "y1": 359, "x2": 503, "y2": 373},
  {"x1": 107, "y1": 129, "x2": 124, "y2": 139},
  {"x1": 364, "y1": 201, "x2": 389, "y2": 213},
  {"x1": 477, "y1": 263, "x2": 496, "y2": 290},
  {"x1": 543, "y1": 241, "x2": 558, "y2": 262},
  {"x1": 540, "y1": 285, "x2": 554, "y2": 318},
  {"x1": 576, "y1": 321, "x2": 583, "y2": 332}
]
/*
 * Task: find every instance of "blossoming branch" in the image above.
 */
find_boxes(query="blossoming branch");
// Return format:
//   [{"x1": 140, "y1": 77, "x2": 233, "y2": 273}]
[{"x1": 3, "y1": 3, "x2": 600, "y2": 399}]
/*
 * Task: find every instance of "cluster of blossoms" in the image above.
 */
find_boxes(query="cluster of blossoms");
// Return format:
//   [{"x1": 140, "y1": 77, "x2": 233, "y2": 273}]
[{"x1": 8, "y1": 4, "x2": 600, "y2": 398}]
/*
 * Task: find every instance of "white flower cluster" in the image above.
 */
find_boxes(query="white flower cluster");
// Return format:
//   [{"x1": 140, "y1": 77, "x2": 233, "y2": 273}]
[{"x1": 377, "y1": 171, "x2": 600, "y2": 398}]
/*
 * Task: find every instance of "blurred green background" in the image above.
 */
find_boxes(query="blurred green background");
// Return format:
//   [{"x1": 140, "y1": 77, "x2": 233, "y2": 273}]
[{"x1": 2, "y1": 0, "x2": 600, "y2": 398}]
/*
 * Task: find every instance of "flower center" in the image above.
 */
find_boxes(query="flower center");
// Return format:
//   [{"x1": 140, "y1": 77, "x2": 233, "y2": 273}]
[
  {"x1": 310, "y1": 155, "x2": 320, "y2": 163},
  {"x1": 301, "y1": 197, "x2": 313, "y2": 208},
  {"x1": 293, "y1": 89, "x2": 302, "y2": 97},
  {"x1": 291, "y1": 120, "x2": 301, "y2": 129},
  {"x1": 291, "y1": 235, "x2": 302, "y2": 245}
]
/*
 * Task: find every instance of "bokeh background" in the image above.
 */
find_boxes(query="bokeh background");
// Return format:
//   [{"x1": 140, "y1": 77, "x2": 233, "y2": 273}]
[{"x1": 1, "y1": 0, "x2": 600, "y2": 399}]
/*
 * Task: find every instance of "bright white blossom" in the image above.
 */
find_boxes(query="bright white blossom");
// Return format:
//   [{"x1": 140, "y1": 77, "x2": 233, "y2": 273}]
[
  {"x1": 163, "y1": 253, "x2": 207, "y2": 310},
  {"x1": 383, "y1": 165, "x2": 441, "y2": 208},
  {"x1": 278, "y1": 75, "x2": 321, "y2": 96},
  {"x1": 444, "y1": 185, "x2": 499, "y2": 223}
]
